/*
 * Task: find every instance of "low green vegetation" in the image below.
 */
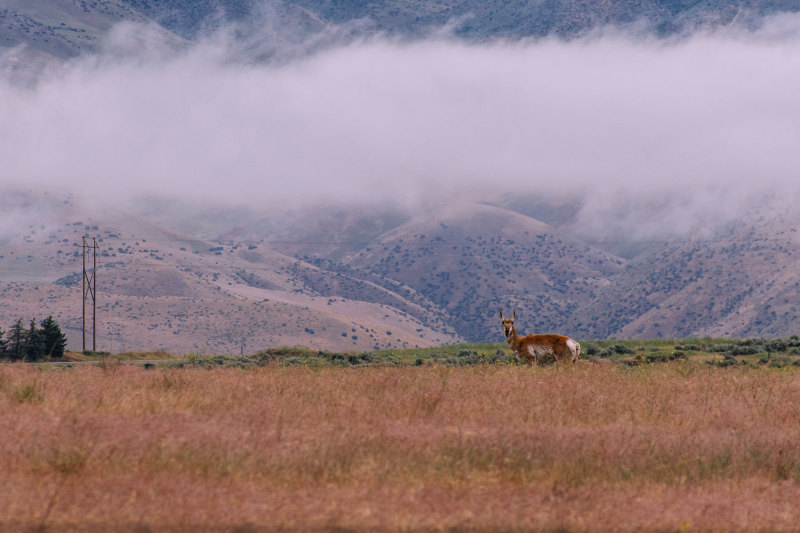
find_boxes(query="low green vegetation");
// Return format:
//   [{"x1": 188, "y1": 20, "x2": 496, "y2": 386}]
[
  {"x1": 102, "y1": 336, "x2": 800, "y2": 370},
  {"x1": 582, "y1": 336, "x2": 800, "y2": 368},
  {"x1": 156, "y1": 345, "x2": 512, "y2": 369},
  {"x1": 8, "y1": 334, "x2": 800, "y2": 369}
]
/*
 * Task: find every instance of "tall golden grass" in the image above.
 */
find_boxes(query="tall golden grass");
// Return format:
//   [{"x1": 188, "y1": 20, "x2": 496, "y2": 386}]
[{"x1": 1, "y1": 362, "x2": 800, "y2": 531}]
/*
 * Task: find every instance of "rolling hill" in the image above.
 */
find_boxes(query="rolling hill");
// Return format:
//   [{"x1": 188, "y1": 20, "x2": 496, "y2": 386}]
[
  {"x1": 3, "y1": 189, "x2": 800, "y2": 352},
  {"x1": 338, "y1": 202, "x2": 624, "y2": 341},
  {"x1": 575, "y1": 212, "x2": 800, "y2": 339},
  {"x1": 0, "y1": 191, "x2": 458, "y2": 353}
]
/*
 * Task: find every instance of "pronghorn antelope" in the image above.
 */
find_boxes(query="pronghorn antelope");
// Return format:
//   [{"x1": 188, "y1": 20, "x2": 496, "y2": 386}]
[{"x1": 499, "y1": 310, "x2": 580, "y2": 365}]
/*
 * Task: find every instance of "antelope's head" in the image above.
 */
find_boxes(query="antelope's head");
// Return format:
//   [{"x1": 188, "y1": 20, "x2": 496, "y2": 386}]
[{"x1": 499, "y1": 310, "x2": 516, "y2": 339}]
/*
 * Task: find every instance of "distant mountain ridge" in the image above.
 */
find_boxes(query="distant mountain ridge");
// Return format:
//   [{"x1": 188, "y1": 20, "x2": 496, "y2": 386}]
[{"x1": 3, "y1": 0, "x2": 799, "y2": 63}]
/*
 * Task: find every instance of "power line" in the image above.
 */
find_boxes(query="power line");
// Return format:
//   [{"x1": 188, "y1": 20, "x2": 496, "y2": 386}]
[{"x1": 82, "y1": 237, "x2": 98, "y2": 353}]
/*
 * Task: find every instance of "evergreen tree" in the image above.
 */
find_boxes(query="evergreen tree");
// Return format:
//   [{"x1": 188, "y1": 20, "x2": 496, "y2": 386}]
[
  {"x1": 24, "y1": 318, "x2": 44, "y2": 361},
  {"x1": 8, "y1": 319, "x2": 26, "y2": 361},
  {"x1": 0, "y1": 326, "x2": 7, "y2": 356},
  {"x1": 40, "y1": 316, "x2": 67, "y2": 359}
]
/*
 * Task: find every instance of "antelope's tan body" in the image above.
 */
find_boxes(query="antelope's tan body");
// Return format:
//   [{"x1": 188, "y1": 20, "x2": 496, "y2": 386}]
[{"x1": 500, "y1": 310, "x2": 580, "y2": 365}]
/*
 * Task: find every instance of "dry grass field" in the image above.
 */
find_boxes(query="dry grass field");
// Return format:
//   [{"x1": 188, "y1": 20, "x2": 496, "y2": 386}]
[{"x1": 2, "y1": 361, "x2": 800, "y2": 531}]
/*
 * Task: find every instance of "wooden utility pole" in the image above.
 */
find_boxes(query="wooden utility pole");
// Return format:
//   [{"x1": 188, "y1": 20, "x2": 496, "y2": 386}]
[{"x1": 82, "y1": 236, "x2": 98, "y2": 352}]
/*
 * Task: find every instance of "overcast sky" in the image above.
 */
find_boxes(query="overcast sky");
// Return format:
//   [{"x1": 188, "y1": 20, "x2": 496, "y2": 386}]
[{"x1": 2, "y1": 15, "x2": 800, "y2": 238}]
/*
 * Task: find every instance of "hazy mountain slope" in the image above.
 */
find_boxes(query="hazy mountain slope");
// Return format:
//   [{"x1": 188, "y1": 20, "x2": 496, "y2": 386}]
[
  {"x1": 0, "y1": 192, "x2": 457, "y2": 353},
  {"x1": 4, "y1": 0, "x2": 799, "y2": 65},
  {"x1": 575, "y1": 215, "x2": 800, "y2": 339},
  {"x1": 117, "y1": 0, "x2": 330, "y2": 51},
  {"x1": 140, "y1": 199, "x2": 629, "y2": 343},
  {"x1": 117, "y1": 0, "x2": 254, "y2": 37},
  {"x1": 286, "y1": 0, "x2": 800, "y2": 37},
  {"x1": 338, "y1": 203, "x2": 625, "y2": 342},
  {"x1": 134, "y1": 202, "x2": 457, "y2": 338},
  {"x1": 220, "y1": 206, "x2": 411, "y2": 262},
  {"x1": 0, "y1": 8, "x2": 80, "y2": 58},
  {"x1": 0, "y1": 0, "x2": 331, "y2": 65},
  {"x1": 0, "y1": 0, "x2": 154, "y2": 57},
  {"x1": 211, "y1": 199, "x2": 800, "y2": 343}
]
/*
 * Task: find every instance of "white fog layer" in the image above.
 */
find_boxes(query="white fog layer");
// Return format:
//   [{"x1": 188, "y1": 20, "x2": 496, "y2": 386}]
[{"x1": 2, "y1": 16, "x2": 800, "y2": 239}]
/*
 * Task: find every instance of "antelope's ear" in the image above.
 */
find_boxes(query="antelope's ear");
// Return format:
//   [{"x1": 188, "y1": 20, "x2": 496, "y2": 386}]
[{"x1": 512, "y1": 309, "x2": 516, "y2": 320}]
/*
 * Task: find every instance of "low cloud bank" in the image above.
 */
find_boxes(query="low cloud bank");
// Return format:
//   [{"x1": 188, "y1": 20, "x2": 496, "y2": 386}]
[{"x1": 2, "y1": 15, "x2": 800, "y2": 239}]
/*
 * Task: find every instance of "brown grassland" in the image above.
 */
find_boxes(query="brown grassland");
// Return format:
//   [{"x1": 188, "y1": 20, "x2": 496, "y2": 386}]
[{"x1": 2, "y1": 361, "x2": 800, "y2": 531}]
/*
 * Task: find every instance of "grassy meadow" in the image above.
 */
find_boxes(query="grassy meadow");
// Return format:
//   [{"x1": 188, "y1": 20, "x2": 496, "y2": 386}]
[{"x1": 2, "y1": 340, "x2": 800, "y2": 531}]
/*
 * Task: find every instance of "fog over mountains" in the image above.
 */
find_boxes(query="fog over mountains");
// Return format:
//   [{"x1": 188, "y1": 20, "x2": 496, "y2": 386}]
[{"x1": 2, "y1": 1, "x2": 800, "y2": 352}]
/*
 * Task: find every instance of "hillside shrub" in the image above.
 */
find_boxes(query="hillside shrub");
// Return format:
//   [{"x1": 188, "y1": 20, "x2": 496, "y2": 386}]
[
  {"x1": 428, "y1": 349, "x2": 510, "y2": 366},
  {"x1": 765, "y1": 339, "x2": 788, "y2": 353},
  {"x1": 710, "y1": 338, "x2": 797, "y2": 356},
  {"x1": 643, "y1": 353, "x2": 668, "y2": 364},
  {"x1": 767, "y1": 357, "x2": 800, "y2": 368},
  {"x1": 731, "y1": 345, "x2": 762, "y2": 356},
  {"x1": 713, "y1": 343, "x2": 734, "y2": 354},
  {"x1": 613, "y1": 344, "x2": 634, "y2": 355},
  {"x1": 738, "y1": 338, "x2": 763, "y2": 346},
  {"x1": 706, "y1": 354, "x2": 739, "y2": 368}
]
